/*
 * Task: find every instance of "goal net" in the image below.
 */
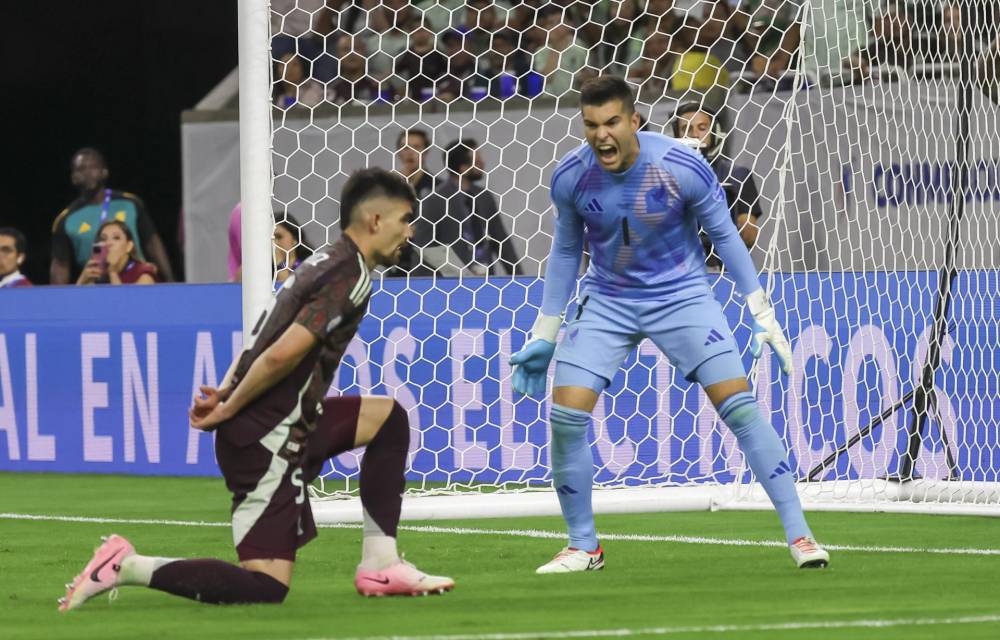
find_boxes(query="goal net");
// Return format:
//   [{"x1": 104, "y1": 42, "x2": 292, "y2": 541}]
[{"x1": 241, "y1": 0, "x2": 1000, "y2": 519}]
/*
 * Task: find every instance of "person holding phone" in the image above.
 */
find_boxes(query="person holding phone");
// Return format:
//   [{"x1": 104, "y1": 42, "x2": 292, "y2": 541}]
[{"x1": 76, "y1": 220, "x2": 159, "y2": 285}]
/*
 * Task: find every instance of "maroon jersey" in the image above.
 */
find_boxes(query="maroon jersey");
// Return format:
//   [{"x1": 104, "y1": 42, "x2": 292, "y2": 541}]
[
  {"x1": 0, "y1": 273, "x2": 32, "y2": 288},
  {"x1": 118, "y1": 260, "x2": 160, "y2": 284},
  {"x1": 226, "y1": 235, "x2": 372, "y2": 446}
]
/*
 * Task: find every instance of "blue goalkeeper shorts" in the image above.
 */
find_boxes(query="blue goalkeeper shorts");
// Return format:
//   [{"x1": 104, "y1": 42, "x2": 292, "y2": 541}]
[{"x1": 553, "y1": 289, "x2": 745, "y2": 390}]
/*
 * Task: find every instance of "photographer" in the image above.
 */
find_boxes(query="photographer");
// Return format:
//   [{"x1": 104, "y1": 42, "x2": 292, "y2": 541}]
[{"x1": 76, "y1": 220, "x2": 159, "y2": 286}]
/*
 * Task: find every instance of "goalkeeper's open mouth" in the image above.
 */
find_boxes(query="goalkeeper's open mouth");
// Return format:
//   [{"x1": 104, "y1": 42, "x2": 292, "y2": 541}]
[{"x1": 595, "y1": 142, "x2": 620, "y2": 168}]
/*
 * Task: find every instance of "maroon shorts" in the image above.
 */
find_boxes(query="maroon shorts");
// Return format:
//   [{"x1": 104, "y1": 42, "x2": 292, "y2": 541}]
[{"x1": 215, "y1": 397, "x2": 361, "y2": 562}]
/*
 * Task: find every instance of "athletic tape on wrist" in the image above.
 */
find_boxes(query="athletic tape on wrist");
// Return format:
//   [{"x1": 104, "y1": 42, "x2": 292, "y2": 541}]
[
  {"x1": 745, "y1": 289, "x2": 770, "y2": 317},
  {"x1": 531, "y1": 314, "x2": 563, "y2": 343}
]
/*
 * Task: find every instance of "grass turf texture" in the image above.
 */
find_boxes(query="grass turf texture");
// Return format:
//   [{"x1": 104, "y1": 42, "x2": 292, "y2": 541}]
[{"x1": 1, "y1": 472, "x2": 998, "y2": 640}]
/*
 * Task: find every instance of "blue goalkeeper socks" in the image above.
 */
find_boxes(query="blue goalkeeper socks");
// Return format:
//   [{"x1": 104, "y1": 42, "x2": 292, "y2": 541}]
[
  {"x1": 718, "y1": 391, "x2": 811, "y2": 544},
  {"x1": 550, "y1": 404, "x2": 598, "y2": 552}
]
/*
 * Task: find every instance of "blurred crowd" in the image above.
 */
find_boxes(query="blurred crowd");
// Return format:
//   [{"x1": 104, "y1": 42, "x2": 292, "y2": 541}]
[{"x1": 269, "y1": 0, "x2": 999, "y2": 108}]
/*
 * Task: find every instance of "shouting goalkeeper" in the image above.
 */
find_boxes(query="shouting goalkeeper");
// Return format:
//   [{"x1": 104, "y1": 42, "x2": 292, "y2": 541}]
[{"x1": 511, "y1": 76, "x2": 829, "y2": 573}]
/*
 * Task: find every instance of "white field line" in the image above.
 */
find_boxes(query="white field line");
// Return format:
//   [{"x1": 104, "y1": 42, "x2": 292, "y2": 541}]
[
  {"x1": 305, "y1": 614, "x2": 1000, "y2": 640},
  {"x1": 2, "y1": 512, "x2": 999, "y2": 557}
]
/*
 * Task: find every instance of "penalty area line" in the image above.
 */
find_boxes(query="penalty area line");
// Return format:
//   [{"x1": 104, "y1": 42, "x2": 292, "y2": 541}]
[
  {"x1": 2, "y1": 512, "x2": 999, "y2": 557},
  {"x1": 307, "y1": 613, "x2": 1000, "y2": 640}
]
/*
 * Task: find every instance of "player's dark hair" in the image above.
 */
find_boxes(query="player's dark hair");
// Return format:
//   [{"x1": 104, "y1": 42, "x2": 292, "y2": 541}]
[
  {"x1": 274, "y1": 211, "x2": 314, "y2": 260},
  {"x1": 445, "y1": 138, "x2": 478, "y2": 174},
  {"x1": 580, "y1": 75, "x2": 635, "y2": 114},
  {"x1": 0, "y1": 227, "x2": 27, "y2": 255},
  {"x1": 396, "y1": 128, "x2": 430, "y2": 150},
  {"x1": 71, "y1": 147, "x2": 107, "y2": 169},
  {"x1": 339, "y1": 168, "x2": 417, "y2": 231}
]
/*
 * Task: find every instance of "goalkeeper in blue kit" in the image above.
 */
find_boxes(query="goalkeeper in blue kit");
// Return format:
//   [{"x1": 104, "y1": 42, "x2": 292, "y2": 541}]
[{"x1": 511, "y1": 76, "x2": 829, "y2": 573}]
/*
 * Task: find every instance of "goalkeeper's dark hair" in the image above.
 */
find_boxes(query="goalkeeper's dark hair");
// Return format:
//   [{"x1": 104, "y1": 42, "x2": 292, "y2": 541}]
[
  {"x1": 339, "y1": 168, "x2": 417, "y2": 231},
  {"x1": 445, "y1": 138, "x2": 478, "y2": 174},
  {"x1": 580, "y1": 76, "x2": 636, "y2": 114}
]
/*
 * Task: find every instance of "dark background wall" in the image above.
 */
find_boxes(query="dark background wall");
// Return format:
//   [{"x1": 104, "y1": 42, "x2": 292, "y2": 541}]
[{"x1": 7, "y1": 1, "x2": 239, "y2": 284}]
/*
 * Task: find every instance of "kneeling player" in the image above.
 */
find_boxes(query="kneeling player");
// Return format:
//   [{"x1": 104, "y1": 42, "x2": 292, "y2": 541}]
[{"x1": 60, "y1": 169, "x2": 454, "y2": 611}]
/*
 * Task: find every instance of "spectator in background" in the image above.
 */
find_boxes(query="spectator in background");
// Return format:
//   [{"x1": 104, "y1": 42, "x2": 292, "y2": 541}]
[
  {"x1": 273, "y1": 212, "x2": 313, "y2": 290},
  {"x1": 423, "y1": 139, "x2": 522, "y2": 276},
  {"x1": 76, "y1": 220, "x2": 160, "y2": 286},
  {"x1": 670, "y1": 2, "x2": 741, "y2": 94},
  {"x1": 392, "y1": 128, "x2": 435, "y2": 275},
  {"x1": 456, "y1": 0, "x2": 507, "y2": 56},
  {"x1": 437, "y1": 29, "x2": 478, "y2": 100},
  {"x1": 533, "y1": 6, "x2": 592, "y2": 96},
  {"x1": 849, "y1": 1, "x2": 918, "y2": 77},
  {"x1": 328, "y1": 33, "x2": 384, "y2": 104},
  {"x1": 228, "y1": 202, "x2": 242, "y2": 282},
  {"x1": 361, "y1": 0, "x2": 422, "y2": 81},
  {"x1": 614, "y1": 0, "x2": 682, "y2": 74},
  {"x1": 394, "y1": 22, "x2": 449, "y2": 100},
  {"x1": 471, "y1": 28, "x2": 532, "y2": 98},
  {"x1": 273, "y1": 52, "x2": 326, "y2": 108},
  {"x1": 52, "y1": 148, "x2": 174, "y2": 285},
  {"x1": 413, "y1": 0, "x2": 455, "y2": 32},
  {"x1": 672, "y1": 103, "x2": 763, "y2": 266},
  {"x1": 396, "y1": 129, "x2": 435, "y2": 200},
  {"x1": 627, "y1": 31, "x2": 677, "y2": 95},
  {"x1": 937, "y1": 3, "x2": 964, "y2": 62},
  {"x1": 0, "y1": 227, "x2": 32, "y2": 288},
  {"x1": 270, "y1": 0, "x2": 338, "y2": 76},
  {"x1": 732, "y1": 0, "x2": 803, "y2": 84}
]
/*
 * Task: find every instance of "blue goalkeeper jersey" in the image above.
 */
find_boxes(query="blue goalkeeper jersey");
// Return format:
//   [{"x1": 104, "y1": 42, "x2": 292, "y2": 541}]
[{"x1": 541, "y1": 132, "x2": 761, "y2": 316}]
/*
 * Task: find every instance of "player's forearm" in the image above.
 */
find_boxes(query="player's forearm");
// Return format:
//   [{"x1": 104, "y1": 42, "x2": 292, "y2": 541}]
[
  {"x1": 220, "y1": 347, "x2": 306, "y2": 418},
  {"x1": 706, "y1": 219, "x2": 761, "y2": 296},
  {"x1": 540, "y1": 247, "x2": 582, "y2": 317},
  {"x1": 218, "y1": 357, "x2": 241, "y2": 399},
  {"x1": 540, "y1": 208, "x2": 584, "y2": 317}
]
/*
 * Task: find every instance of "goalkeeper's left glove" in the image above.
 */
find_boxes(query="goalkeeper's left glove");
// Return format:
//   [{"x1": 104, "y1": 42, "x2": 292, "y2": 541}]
[{"x1": 746, "y1": 289, "x2": 793, "y2": 376}]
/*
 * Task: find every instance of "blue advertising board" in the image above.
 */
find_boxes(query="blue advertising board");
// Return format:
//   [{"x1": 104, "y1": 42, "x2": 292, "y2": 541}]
[{"x1": 1, "y1": 274, "x2": 997, "y2": 482}]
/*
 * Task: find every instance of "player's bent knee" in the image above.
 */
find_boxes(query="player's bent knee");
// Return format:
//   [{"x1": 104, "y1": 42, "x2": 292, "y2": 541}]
[
  {"x1": 550, "y1": 403, "x2": 591, "y2": 438},
  {"x1": 367, "y1": 398, "x2": 409, "y2": 451},
  {"x1": 553, "y1": 386, "x2": 600, "y2": 413},
  {"x1": 703, "y1": 377, "x2": 751, "y2": 408},
  {"x1": 250, "y1": 571, "x2": 290, "y2": 603},
  {"x1": 356, "y1": 396, "x2": 406, "y2": 447},
  {"x1": 241, "y1": 558, "x2": 295, "y2": 590}
]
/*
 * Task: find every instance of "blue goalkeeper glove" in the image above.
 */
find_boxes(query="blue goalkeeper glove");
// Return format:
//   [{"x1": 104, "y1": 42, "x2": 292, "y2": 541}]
[
  {"x1": 746, "y1": 289, "x2": 793, "y2": 376},
  {"x1": 510, "y1": 314, "x2": 562, "y2": 398}
]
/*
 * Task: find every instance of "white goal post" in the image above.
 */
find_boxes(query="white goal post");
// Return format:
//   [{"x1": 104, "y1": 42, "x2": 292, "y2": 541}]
[{"x1": 236, "y1": 0, "x2": 1000, "y2": 520}]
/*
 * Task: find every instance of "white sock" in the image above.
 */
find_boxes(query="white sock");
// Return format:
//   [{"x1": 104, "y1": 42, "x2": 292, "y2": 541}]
[
  {"x1": 359, "y1": 508, "x2": 399, "y2": 570},
  {"x1": 118, "y1": 554, "x2": 176, "y2": 586}
]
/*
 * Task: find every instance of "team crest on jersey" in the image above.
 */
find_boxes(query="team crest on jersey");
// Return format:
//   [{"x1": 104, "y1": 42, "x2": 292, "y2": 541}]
[{"x1": 645, "y1": 185, "x2": 670, "y2": 213}]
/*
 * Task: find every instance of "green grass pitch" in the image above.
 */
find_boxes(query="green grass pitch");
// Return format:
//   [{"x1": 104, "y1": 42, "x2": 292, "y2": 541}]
[{"x1": 1, "y1": 472, "x2": 998, "y2": 640}]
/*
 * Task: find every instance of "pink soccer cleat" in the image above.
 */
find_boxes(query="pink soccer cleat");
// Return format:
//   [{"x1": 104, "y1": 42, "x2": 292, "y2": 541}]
[
  {"x1": 354, "y1": 558, "x2": 454, "y2": 597},
  {"x1": 58, "y1": 534, "x2": 135, "y2": 612}
]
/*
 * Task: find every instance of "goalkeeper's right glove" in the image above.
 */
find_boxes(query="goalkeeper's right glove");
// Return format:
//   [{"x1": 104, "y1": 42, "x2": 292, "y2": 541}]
[{"x1": 510, "y1": 314, "x2": 561, "y2": 398}]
